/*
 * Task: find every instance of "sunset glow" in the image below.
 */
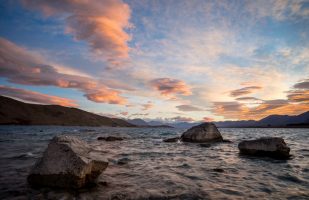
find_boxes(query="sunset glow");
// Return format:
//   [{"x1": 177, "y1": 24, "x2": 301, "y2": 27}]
[{"x1": 0, "y1": 0, "x2": 308, "y2": 121}]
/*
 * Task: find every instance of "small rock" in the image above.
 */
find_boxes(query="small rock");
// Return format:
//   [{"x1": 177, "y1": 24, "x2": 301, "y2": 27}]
[
  {"x1": 222, "y1": 139, "x2": 232, "y2": 143},
  {"x1": 181, "y1": 123, "x2": 223, "y2": 143},
  {"x1": 117, "y1": 157, "x2": 130, "y2": 165},
  {"x1": 199, "y1": 143, "x2": 211, "y2": 148},
  {"x1": 97, "y1": 136, "x2": 125, "y2": 141},
  {"x1": 238, "y1": 137, "x2": 290, "y2": 159},
  {"x1": 213, "y1": 168, "x2": 224, "y2": 173},
  {"x1": 163, "y1": 137, "x2": 180, "y2": 143},
  {"x1": 98, "y1": 181, "x2": 108, "y2": 186},
  {"x1": 28, "y1": 135, "x2": 108, "y2": 188}
]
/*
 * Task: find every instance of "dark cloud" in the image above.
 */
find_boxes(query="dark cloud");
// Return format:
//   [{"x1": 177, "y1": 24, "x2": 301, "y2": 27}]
[
  {"x1": 176, "y1": 104, "x2": 203, "y2": 111},
  {"x1": 235, "y1": 97, "x2": 262, "y2": 101},
  {"x1": 230, "y1": 86, "x2": 262, "y2": 97}
]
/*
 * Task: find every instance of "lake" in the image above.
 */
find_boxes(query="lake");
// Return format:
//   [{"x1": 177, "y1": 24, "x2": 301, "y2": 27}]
[{"x1": 0, "y1": 126, "x2": 308, "y2": 199}]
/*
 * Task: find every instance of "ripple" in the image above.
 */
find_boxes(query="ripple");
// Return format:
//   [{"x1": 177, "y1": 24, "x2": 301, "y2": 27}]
[{"x1": 0, "y1": 126, "x2": 308, "y2": 199}]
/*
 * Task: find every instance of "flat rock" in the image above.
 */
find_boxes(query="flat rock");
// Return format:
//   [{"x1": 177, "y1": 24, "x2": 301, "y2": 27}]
[
  {"x1": 238, "y1": 137, "x2": 290, "y2": 159},
  {"x1": 181, "y1": 123, "x2": 223, "y2": 143},
  {"x1": 97, "y1": 136, "x2": 125, "y2": 141},
  {"x1": 28, "y1": 135, "x2": 108, "y2": 188},
  {"x1": 163, "y1": 137, "x2": 180, "y2": 143}
]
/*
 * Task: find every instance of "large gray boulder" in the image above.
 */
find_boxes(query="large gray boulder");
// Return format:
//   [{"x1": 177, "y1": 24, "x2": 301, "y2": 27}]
[
  {"x1": 181, "y1": 123, "x2": 223, "y2": 143},
  {"x1": 238, "y1": 137, "x2": 290, "y2": 159},
  {"x1": 28, "y1": 135, "x2": 108, "y2": 188}
]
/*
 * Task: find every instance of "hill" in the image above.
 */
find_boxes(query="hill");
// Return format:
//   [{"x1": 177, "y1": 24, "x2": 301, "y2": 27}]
[{"x1": 0, "y1": 96, "x2": 135, "y2": 127}]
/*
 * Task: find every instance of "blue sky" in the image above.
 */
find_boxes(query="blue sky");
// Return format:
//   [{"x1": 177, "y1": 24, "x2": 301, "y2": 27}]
[{"x1": 0, "y1": 0, "x2": 308, "y2": 122}]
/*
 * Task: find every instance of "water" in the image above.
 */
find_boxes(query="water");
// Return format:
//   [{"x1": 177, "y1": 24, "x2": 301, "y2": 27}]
[{"x1": 0, "y1": 126, "x2": 308, "y2": 199}]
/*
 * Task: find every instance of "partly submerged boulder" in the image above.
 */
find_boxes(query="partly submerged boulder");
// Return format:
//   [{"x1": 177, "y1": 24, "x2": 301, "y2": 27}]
[
  {"x1": 238, "y1": 137, "x2": 290, "y2": 159},
  {"x1": 28, "y1": 135, "x2": 108, "y2": 188},
  {"x1": 97, "y1": 136, "x2": 125, "y2": 141},
  {"x1": 163, "y1": 137, "x2": 180, "y2": 143},
  {"x1": 181, "y1": 123, "x2": 223, "y2": 143}
]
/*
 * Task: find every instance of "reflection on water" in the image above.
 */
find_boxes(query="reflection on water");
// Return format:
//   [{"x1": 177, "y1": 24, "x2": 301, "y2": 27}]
[{"x1": 0, "y1": 126, "x2": 308, "y2": 199}]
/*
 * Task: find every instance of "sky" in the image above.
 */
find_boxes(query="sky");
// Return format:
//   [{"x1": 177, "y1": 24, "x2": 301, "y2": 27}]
[{"x1": 0, "y1": 0, "x2": 308, "y2": 122}]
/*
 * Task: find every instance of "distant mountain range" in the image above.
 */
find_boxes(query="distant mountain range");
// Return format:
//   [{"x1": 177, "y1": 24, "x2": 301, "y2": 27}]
[
  {"x1": 215, "y1": 111, "x2": 309, "y2": 128},
  {"x1": 126, "y1": 118, "x2": 173, "y2": 128},
  {"x1": 0, "y1": 96, "x2": 134, "y2": 127},
  {"x1": 127, "y1": 111, "x2": 309, "y2": 128}
]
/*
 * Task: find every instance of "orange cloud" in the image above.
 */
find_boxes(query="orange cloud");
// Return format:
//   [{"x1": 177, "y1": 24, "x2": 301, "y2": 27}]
[
  {"x1": 85, "y1": 88, "x2": 127, "y2": 104},
  {"x1": 0, "y1": 37, "x2": 126, "y2": 105},
  {"x1": 203, "y1": 117, "x2": 214, "y2": 122},
  {"x1": 150, "y1": 78, "x2": 192, "y2": 96},
  {"x1": 230, "y1": 86, "x2": 262, "y2": 97},
  {"x1": 287, "y1": 79, "x2": 309, "y2": 103},
  {"x1": 22, "y1": 0, "x2": 132, "y2": 64},
  {"x1": 211, "y1": 99, "x2": 309, "y2": 120},
  {"x1": 0, "y1": 85, "x2": 77, "y2": 107}
]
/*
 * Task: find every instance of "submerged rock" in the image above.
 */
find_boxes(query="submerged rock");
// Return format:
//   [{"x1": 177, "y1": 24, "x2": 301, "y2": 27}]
[
  {"x1": 97, "y1": 136, "x2": 125, "y2": 141},
  {"x1": 28, "y1": 135, "x2": 108, "y2": 188},
  {"x1": 181, "y1": 123, "x2": 223, "y2": 143},
  {"x1": 238, "y1": 137, "x2": 290, "y2": 159},
  {"x1": 200, "y1": 143, "x2": 211, "y2": 148},
  {"x1": 163, "y1": 137, "x2": 180, "y2": 143}
]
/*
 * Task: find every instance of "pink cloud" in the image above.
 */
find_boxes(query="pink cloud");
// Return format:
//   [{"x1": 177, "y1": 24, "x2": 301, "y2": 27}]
[
  {"x1": 141, "y1": 101, "x2": 153, "y2": 110},
  {"x1": 22, "y1": 0, "x2": 132, "y2": 65},
  {"x1": 149, "y1": 78, "x2": 192, "y2": 96},
  {"x1": 0, "y1": 85, "x2": 77, "y2": 107},
  {"x1": 0, "y1": 38, "x2": 126, "y2": 105}
]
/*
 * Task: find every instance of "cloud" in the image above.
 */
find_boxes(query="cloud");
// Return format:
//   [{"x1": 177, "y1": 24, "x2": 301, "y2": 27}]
[
  {"x1": 203, "y1": 117, "x2": 214, "y2": 122},
  {"x1": 141, "y1": 101, "x2": 153, "y2": 111},
  {"x1": 235, "y1": 97, "x2": 262, "y2": 101},
  {"x1": 0, "y1": 37, "x2": 126, "y2": 104},
  {"x1": 287, "y1": 90, "x2": 309, "y2": 103},
  {"x1": 211, "y1": 78, "x2": 309, "y2": 119},
  {"x1": 149, "y1": 78, "x2": 191, "y2": 96},
  {"x1": 287, "y1": 79, "x2": 309, "y2": 103},
  {"x1": 211, "y1": 98, "x2": 309, "y2": 120},
  {"x1": 119, "y1": 111, "x2": 128, "y2": 116},
  {"x1": 230, "y1": 86, "x2": 262, "y2": 97},
  {"x1": 169, "y1": 116, "x2": 195, "y2": 122},
  {"x1": 293, "y1": 79, "x2": 309, "y2": 89},
  {"x1": 0, "y1": 85, "x2": 77, "y2": 107},
  {"x1": 176, "y1": 104, "x2": 203, "y2": 112},
  {"x1": 85, "y1": 89, "x2": 126, "y2": 104},
  {"x1": 246, "y1": 0, "x2": 309, "y2": 21},
  {"x1": 22, "y1": 0, "x2": 132, "y2": 64}
]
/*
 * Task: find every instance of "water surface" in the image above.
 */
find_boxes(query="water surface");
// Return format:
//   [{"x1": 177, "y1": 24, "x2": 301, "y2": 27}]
[{"x1": 0, "y1": 126, "x2": 308, "y2": 199}]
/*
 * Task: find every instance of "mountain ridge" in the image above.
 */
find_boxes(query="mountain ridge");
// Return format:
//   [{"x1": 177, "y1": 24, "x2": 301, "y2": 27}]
[{"x1": 0, "y1": 96, "x2": 135, "y2": 127}]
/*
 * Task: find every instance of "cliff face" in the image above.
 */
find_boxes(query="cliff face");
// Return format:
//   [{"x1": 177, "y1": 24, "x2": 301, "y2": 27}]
[{"x1": 0, "y1": 96, "x2": 135, "y2": 127}]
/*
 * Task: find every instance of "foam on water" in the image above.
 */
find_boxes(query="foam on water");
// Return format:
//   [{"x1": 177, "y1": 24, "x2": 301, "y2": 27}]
[{"x1": 0, "y1": 126, "x2": 308, "y2": 199}]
